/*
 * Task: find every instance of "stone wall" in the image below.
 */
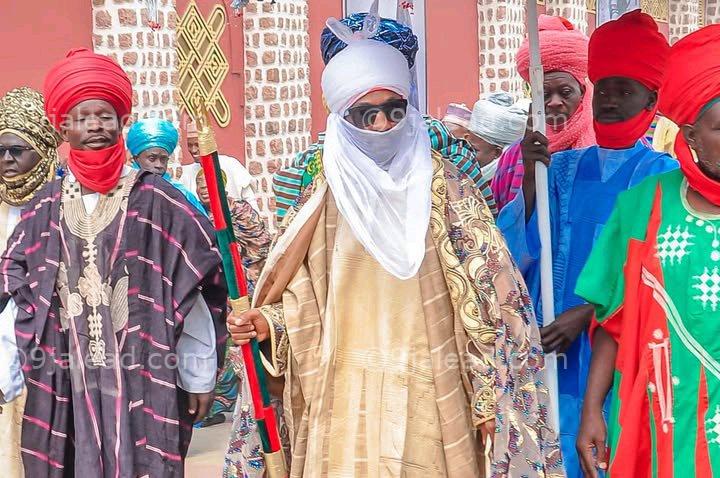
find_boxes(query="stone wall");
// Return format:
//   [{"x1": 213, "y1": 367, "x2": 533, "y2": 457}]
[
  {"x1": 243, "y1": 0, "x2": 312, "y2": 228},
  {"x1": 669, "y1": 0, "x2": 701, "y2": 43},
  {"x1": 477, "y1": 0, "x2": 526, "y2": 97},
  {"x1": 705, "y1": 0, "x2": 720, "y2": 23},
  {"x1": 92, "y1": 0, "x2": 179, "y2": 125},
  {"x1": 545, "y1": 0, "x2": 589, "y2": 33}
]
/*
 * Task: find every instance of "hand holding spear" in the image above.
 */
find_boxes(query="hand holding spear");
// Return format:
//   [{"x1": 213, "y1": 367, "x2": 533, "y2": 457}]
[{"x1": 194, "y1": 106, "x2": 287, "y2": 477}]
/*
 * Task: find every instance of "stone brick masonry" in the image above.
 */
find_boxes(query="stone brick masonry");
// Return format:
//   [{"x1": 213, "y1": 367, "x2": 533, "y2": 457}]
[
  {"x1": 545, "y1": 0, "x2": 589, "y2": 33},
  {"x1": 92, "y1": 0, "x2": 179, "y2": 126},
  {"x1": 477, "y1": 0, "x2": 527, "y2": 97},
  {"x1": 705, "y1": 0, "x2": 720, "y2": 23},
  {"x1": 669, "y1": 0, "x2": 700, "y2": 43},
  {"x1": 243, "y1": 0, "x2": 312, "y2": 228}
]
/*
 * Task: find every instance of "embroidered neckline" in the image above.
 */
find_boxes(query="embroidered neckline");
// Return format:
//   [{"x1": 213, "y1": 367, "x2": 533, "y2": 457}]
[{"x1": 681, "y1": 179, "x2": 720, "y2": 221}]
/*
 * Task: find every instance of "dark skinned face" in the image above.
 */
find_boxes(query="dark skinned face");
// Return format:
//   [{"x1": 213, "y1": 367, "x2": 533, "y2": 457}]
[
  {"x1": 682, "y1": 102, "x2": 720, "y2": 182},
  {"x1": 60, "y1": 99, "x2": 121, "y2": 151},
  {"x1": 134, "y1": 146, "x2": 170, "y2": 176},
  {"x1": 593, "y1": 77, "x2": 657, "y2": 124},
  {"x1": 462, "y1": 132, "x2": 503, "y2": 168},
  {"x1": 187, "y1": 137, "x2": 200, "y2": 163},
  {"x1": 196, "y1": 174, "x2": 210, "y2": 206},
  {"x1": 543, "y1": 72, "x2": 585, "y2": 129},
  {"x1": 0, "y1": 132, "x2": 42, "y2": 179},
  {"x1": 445, "y1": 122, "x2": 468, "y2": 140}
]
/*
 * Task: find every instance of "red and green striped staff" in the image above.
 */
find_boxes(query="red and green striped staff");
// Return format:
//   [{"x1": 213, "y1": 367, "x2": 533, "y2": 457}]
[{"x1": 194, "y1": 108, "x2": 287, "y2": 477}]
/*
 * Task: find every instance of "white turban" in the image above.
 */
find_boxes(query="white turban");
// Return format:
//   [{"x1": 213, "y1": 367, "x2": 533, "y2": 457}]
[
  {"x1": 321, "y1": 39, "x2": 411, "y2": 114},
  {"x1": 469, "y1": 93, "x2": 528, "y2": 148},
  {"x1": 319, "y1": 37, "x2": 432, "y2": 280}
]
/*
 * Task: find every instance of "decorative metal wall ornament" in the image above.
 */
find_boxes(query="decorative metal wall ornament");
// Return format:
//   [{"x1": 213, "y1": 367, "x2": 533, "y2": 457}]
[
  {"x1": 176, "y1": 1, "x2": 231, "y2": 127},
  {"x1": 641, "y1": 0, "x2": 669, "y2": 22}
]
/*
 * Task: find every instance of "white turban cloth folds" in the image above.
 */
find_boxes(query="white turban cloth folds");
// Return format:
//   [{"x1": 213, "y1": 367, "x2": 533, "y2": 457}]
[
  {"x1": 321, "y1": 39, "x2": 432, "y2": 280},
  {"x1": 469, "y1": 93, "x2": 528, "y2": 148}
]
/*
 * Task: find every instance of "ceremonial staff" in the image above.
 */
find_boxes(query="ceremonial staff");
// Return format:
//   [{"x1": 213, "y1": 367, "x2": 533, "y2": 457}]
[
  {"x1": 194, "y1": 108, "x2": 287, "y2": 477},
  {"x1": 526, "y1": 0, "x2": 560, "y2": 431}
]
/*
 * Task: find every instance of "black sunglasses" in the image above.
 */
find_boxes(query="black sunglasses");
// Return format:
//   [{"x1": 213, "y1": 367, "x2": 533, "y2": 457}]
[
  {"x1": 0, "y1": 146, "x2": 34, "y2": 159},
  {"x1": 344, "y1": 98, "x2": 409, "y2": 130}
]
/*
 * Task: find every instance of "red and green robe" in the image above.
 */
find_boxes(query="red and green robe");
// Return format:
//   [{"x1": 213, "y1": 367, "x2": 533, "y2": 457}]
[{"x1": 576, "y1": 169, "x2": 720, "y2": 477}]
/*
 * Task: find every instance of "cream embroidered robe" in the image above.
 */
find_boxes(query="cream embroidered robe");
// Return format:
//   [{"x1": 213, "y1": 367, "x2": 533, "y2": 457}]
[{"x1": 251, "y1": 153, "x2": 564, "y2": 478}]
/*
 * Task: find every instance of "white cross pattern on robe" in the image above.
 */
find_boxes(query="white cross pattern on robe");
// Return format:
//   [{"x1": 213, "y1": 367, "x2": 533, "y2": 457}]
[
  {"x1": 656, "y1": 224, "x2": 694, "y2": 266},
  {"x1": 694, "y1": 266, "x2": 720, "y2": 312}
]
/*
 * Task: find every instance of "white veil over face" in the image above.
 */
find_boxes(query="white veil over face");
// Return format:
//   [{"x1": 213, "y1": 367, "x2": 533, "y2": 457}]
[{"x1": 320, "y1": 22, "x2": 432, "y2": 280}]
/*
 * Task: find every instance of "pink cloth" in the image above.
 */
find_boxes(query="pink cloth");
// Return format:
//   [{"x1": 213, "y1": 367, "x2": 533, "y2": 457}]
[
  {"x1": 491, "y1": 142, "x2": 525, "y2": 212},
  {"x1": 494, "y1": 15, "x2": 596, "y2": 212},
  {"x1": 516, "y1": 15, "x2": 588, "y2": 85},
  {"x1": 516, "y1": 15, "x2": 596, "y2": 154}
]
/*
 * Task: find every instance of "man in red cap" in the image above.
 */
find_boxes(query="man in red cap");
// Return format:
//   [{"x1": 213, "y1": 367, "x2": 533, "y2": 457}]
[
  {"x1": 495, "y1": 11, "x2": 678, "y2": 477},
  {"x1": 576, "y1": 23, "x2": 720, "y2": 477},
  {"x1": 0, "y1": 49, "x2": 227, "y2": 477}
]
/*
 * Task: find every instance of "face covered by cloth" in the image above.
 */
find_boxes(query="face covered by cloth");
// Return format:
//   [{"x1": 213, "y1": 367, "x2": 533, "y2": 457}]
[{"x1": 321, "y1": 39, "x2": 432, "y2": 280}]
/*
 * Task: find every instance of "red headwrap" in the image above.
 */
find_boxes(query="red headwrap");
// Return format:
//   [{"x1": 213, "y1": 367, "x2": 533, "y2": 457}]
[
  {"x1": 588, "y1": 11, "x2": 669, "y2": 148},
  {"x1": 659, "y1": 25, "x2": 720, "y2": 206},
  {"x1": 588, "y1": 10, "x2": 669, "y2": 90},
  {"x1": 44, "y1": 48, "x2": 133, "y2": 193},
  {"x1": 516, "y1": 15, "x2": 595, "y2": 152}
]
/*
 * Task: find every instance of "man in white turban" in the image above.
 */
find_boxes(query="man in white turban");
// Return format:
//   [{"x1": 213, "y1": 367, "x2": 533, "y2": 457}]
[
  {"x1": 226, "y1": 13, "x2": 562, "y2": 478},
  {"x1": 466, "y1": 93, "x2": 529, "y2": 184}
]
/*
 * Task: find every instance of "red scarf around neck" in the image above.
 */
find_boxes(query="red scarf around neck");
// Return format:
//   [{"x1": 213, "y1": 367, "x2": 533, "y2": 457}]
[
  {"x1": 67, "y1": 135, "x2": 126, "y2": 194},
  {"x1": 675, "y1": 133, "x2": 720, "y2": 206},
  {"x1": 593, "y1": 107, "x2": 656, "y2": 149}
]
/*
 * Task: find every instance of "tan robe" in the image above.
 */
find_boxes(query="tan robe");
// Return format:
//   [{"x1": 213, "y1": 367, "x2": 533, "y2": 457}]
[
  {"x1": 0, "y1": 201, "x2": 25, "y2": 478},
  {"x1": 251, "y1": 153, "x2": 564, "y2": 477}
]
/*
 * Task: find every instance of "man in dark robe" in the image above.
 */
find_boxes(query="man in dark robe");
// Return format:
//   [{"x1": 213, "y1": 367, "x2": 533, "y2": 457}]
[{"x1": 0, "y1": 49, "x2": 227, "y2": 478}]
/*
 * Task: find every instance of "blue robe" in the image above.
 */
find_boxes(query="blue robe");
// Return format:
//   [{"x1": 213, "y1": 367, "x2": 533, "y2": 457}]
[{"x1": 496, "y1": 141, "x2": 677, "y2": 478}]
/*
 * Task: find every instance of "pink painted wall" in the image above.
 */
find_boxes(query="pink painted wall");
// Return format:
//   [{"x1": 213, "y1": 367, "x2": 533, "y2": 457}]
[
  {"x1": 308, "y1": 0, "x2": 343, "y2": 139},
  {"x1": 0, "y1": 1, "x2": 93, "y2": 95},
  {"x1": 424, "y1": 0, "x2": 480, "y2": 119}
]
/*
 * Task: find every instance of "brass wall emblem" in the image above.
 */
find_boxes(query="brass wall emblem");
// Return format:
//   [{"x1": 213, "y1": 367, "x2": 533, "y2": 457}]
[{"x1": 176, "y1": 1, "x2": 232, "y2": 127}]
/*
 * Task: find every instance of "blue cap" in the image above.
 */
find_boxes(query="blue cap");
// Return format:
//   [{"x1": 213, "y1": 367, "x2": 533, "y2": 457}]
[
  {"x1": 126, "y1": 118, "x2": 179, "y2": 157},
  {"x1": 321, "y1": 13, "x2": 419, "y2": 68}
]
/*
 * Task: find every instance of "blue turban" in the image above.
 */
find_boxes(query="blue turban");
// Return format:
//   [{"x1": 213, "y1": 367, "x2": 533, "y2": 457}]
[
  {"x1": 321, "y1": 13, "x2": 419, "y2": 68},
  {"x1": 127, "y1": 118, "x2": 179, "y2": 157}
]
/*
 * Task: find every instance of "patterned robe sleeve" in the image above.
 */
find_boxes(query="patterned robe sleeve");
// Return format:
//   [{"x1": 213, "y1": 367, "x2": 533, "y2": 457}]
[
  {"x1": 258, "y1": 302, "x2": 288, "y2": 377},
  {"x1": 228, "y1": 198, "x2": 271, "y2": 291}
]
